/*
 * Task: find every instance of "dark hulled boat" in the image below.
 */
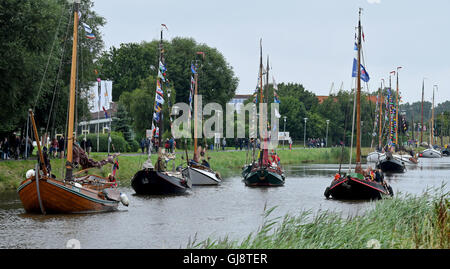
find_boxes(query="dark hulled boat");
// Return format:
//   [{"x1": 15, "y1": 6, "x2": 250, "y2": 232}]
[
  {"x1": 243, "y1": 163, "x2": 285, "y2": 187},
  {"x1": 242, "y1": 40, "x2": 285, "y2": 187},
  {"x1": 376, "y1": 152, "x2": 405, "y2": 173},
  {"x1": 324, "y1": 173, "x2": 393, "y2": 200},
  {"x1": 130, "y1": 25, "x2": 191, "y2": 195},
  {"x1": 324, "y1": 9, "x2": 393, "y2": 200},
  {"x1": 132, "y1": 168, "x2": 190, "y2": 195}
]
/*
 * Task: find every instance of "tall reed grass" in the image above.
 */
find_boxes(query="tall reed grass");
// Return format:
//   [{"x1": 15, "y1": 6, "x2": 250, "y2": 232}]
[{"x1": 187, "y1": 186, "x2": 449, "y2": 249}]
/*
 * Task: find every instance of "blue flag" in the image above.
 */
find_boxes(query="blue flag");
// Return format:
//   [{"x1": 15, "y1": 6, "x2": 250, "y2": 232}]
[
  {"x1": 352, "y1": 58, "x2": 370, "y2": 82},
  {"x1": 191, "y1": 64, "x2": 196, "y2": 74}
]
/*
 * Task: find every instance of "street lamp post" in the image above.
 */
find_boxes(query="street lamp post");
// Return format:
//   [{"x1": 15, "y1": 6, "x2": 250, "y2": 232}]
[
  {"x1": 283, "y1": 116, "x2": 287, "y2": 150},
  {"x1": 326, "y1": 119, "x2": 330, "y2": 147},
  {"x1": 304, "y1": 117, "x2": 308, "y2": 148}
]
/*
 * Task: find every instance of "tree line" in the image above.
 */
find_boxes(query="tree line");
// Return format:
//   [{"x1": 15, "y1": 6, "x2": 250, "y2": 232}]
[{"x1": 1, "y1": 0, "x2": 448, "y2": 151}]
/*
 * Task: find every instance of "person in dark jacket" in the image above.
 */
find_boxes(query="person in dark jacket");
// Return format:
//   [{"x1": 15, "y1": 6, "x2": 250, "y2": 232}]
[{"x1": 58, "y1": 136, "x2": 65, "y2": 159}]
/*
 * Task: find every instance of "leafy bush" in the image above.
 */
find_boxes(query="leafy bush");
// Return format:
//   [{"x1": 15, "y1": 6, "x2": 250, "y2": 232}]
[{"x1": 81, "y1": 133, "x2": 130, "y2": 152}]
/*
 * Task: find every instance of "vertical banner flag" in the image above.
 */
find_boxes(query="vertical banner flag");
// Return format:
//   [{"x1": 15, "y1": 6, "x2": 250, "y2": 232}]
[{"x1": 352, "y1": 58, "x2": 370, "y2": 82}]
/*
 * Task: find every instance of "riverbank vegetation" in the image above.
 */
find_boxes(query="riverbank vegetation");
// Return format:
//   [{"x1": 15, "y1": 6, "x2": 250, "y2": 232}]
[
  {"x1": 187, "y1": 187, "x2": 449, "y2": 249},
  {"x1": 0, "y1": 147, "x2": 373, "y2": 191}
]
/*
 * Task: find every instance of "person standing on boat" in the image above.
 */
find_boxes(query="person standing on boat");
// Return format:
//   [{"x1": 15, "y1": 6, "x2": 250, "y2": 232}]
[
  {"x1": 58, "y1": 136, "x2": 65, "y2": 159},
  {"x1": 140, "y1": 138, "x2": 145, "y2": 154},
  {"x1": 41, "y1": 146, "x2": 52, "y2": 175},
  {"x1": 169, "y1": 137, "x2": 174, "y2": 153},
  {"x1": 86, "y1": 138, "x2": 92, "y2": 157},
  {"x1": 222, "y1": 138, "x2": 226, "y2": 151}
]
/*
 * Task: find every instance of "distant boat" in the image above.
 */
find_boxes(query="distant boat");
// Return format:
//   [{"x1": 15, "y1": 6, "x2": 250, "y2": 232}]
[
  {"x1": 419, "y1": 85, "x2": 442, "y2": 159},
  {"x1": 182, "y1": 161, "x2": 221, "y2": 186},
  {"x1": 325, "y1": 9, "x2": 393, "y2": 200},
  {"x1": 131, "y1": 24, "x2": 191, "y2": 195},
  {"x1": 420, "y1": 148, "x2": 442, "y2": 158},
  {"x1": 376, "y1": 152, "x2": 406, "y2": 173},
  {"x1": 18, "y1": 1, "x2": 127, "y2": 214},
  {"x1": 242, "y1": 40, "x2": 285, "y2": 187}
]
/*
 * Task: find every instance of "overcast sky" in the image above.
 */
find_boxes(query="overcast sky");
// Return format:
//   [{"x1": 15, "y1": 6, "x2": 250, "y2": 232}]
[{"x1": 92, "y1": 0, "x2": 450, "y2": 105}]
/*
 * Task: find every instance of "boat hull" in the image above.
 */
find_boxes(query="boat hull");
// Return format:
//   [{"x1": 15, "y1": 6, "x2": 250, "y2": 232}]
[
  {"x1": 131, "y1": 169, "x2": 190, "y2": 195},
  {"x1": 243, "y1": 166, "x2": 285, "y2": 187},
  {"x1": 420, "y1": 148, "x2": 442, "y2": 158},
  {"x1": 17, "y1": 176, "x2": 119, "y2": 214},
  {"x1": 376, "y1": 156, "x2": 405, "y2": 173},
  {"x1": 182, "y1": 166, "x2": 221, "y2": 185},
  {"x1": 325, "y1": 174, "x2": 392, "y2": 200}
]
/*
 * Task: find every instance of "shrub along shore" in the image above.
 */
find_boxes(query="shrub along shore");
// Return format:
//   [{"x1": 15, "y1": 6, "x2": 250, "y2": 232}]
[
  {"x1": 187, "y1": 188, "x2": 449, "y2": 249},
  {"x1": 0, "y1": 146, "x2": 400, "y2": 191}
]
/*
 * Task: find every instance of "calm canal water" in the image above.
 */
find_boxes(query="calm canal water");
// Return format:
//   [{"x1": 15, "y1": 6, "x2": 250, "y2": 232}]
[{"x1": 0, "y1": 157, "x2": 448, "y2": 249}]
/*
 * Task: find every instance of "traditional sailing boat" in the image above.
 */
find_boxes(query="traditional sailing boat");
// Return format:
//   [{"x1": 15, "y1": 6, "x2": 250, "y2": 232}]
[
  {"x1": 367, "y1": 79, "x2": 386, "y2": 162},
  {"x1": 325, "y1": 9, "x2": 393, "y2": 199},
  {"x1": 131, "y1": 24, "x2": 192, "y2": 194},
  {"x1": 181, "y1": 56, "x2": 222, "y2": 185},
  {"x1": 242, "y1": 40, "x2": 285, "y2": 187},
  {"x1": 18, "y1": 0, "x2": 128, "y2": 214},
  {"x1": 376, "y1": 68, "x2": 407, "y2": 173},
  {"x1": 420, "y1": 84, "x2": 442, "y2": 158}
]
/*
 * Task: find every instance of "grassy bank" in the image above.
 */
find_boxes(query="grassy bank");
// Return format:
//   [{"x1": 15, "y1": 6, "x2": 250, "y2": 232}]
[
  {"x1": 0, "y1": 147, "x2": 400, "y2": 191},
  {"x1": 187, "y1": 188, "x2": 449, "y2": 249}
]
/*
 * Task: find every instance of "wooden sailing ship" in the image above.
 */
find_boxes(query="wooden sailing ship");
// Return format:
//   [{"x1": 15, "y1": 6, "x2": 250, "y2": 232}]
[
  {"x1": 376, "y1": 68, "x2": 407, "y2": 173},
  {"x1": 325, "y1": 9, "x2": 393, "y2": 200},
  {"x1": 131, "y1": 24, "x2": 191, "y2": 195},
  {"x1": 242, "y1": 40, "x2": 285, "y2": 187},
  {"x1": 181, "y1": 56, "x2": 222, "y2": 186},
  {"x1": 18, "y1": 1, "x2": 127, "y2": 214},
  {"x1": 420, "y1": 85, "x2": 442, "y2": 158}
]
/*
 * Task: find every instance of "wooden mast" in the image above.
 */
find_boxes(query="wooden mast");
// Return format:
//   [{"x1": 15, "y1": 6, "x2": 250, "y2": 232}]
[
  {"x1": 431, "y1": 85, "x2": 436, "y2": 146},
  {"x1": 395, "y1": 67, "x2": 401, "y2": 148},
  {"x1": 378, "y1": 79, "x2": 383, "y2": 149},
  {"x1": 193, "y1": 63, "x2": 198, "y2": 156},
  {"x1": 420, "y1": 79, "x2": 424, "y2": 144},
  {"x1": 259, "y1": 39, "x2": 264, "y2": 147},
  {"x1": 65, "y1": 0, "x2": 80, "y2": 180},
  {"x1": 158, "y1": 28, "x2": 164, "y2": 153},
  {"x1": 29, "y1": 109, "x2": 47, "y2": 176},
  {"x1": 355, "y1": 8, "x2": 362, "y2": 168}
]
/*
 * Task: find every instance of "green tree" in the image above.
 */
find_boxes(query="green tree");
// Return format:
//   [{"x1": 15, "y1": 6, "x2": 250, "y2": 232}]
[{"x1": 0, "y1": 0, "x2": 106, "y2": 139}]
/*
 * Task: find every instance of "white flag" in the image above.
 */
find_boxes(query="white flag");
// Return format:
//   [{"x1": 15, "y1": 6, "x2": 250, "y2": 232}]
[{"x1": 82, "y1": 22, "x2": 92, "y2": 33}]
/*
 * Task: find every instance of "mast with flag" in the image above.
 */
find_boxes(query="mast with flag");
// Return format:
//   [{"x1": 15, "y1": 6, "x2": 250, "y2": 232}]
[{"x1": 152, "y1": 24, "x2": 168, "y2": 156}]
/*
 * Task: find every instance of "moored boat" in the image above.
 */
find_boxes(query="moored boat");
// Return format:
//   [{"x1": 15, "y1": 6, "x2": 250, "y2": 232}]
[
  {"x1": 130, "y1": 24, "x2": 191, "y2": 195},
  {"x1": 132, "y1": 168, "x2": 190, "y2": 195},
  {"x1": 182, "y1": 162, "x2": 221, "y2": 186},
  {"x1": 18, "y1": 1, "x2": 127, "y2": 214},
  {"x1": 419, "y1": 148, "x2": 442, "y2": 158}
]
